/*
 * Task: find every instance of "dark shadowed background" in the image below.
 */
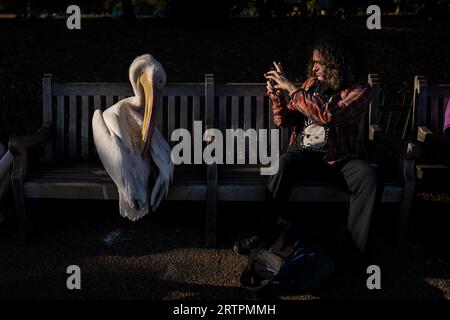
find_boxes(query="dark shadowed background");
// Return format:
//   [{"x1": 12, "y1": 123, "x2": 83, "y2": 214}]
[
  {"x1": 1, "y1": 0, "x2": 450, "y2": 144},
  {"x1": 0, "y1": 0, "x2": 449, "y2": 300}
]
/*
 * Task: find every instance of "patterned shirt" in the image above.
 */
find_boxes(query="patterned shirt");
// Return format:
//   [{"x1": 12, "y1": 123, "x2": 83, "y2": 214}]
[
  {"x1": 297, "y1": 80, "x2": 335, "y2": 152},
  {"x1": 270, "y1": 77, "x2": 373, "y2": 165}
]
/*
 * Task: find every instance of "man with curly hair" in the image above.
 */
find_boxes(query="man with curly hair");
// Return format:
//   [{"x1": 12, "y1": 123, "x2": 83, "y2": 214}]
[{"x1": 234, "y1": 36, "x2": 382, "y2": 263}]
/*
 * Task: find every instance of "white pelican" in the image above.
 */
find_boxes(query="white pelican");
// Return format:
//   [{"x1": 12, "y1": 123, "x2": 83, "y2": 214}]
[{"x1": 92, "y1": 54, "x2": 174, "y2": 221}]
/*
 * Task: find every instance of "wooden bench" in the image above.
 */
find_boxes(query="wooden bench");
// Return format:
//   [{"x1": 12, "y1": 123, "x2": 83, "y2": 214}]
[
  {"x1": 9, "y1": 73, "x2": 417, "y2": 246},
  {"x1": 0, "y1": 143, "x2": 12, "y2": 223},
  {"x1": 412, "y1": 76, "x2": 450, "y2": 186}
]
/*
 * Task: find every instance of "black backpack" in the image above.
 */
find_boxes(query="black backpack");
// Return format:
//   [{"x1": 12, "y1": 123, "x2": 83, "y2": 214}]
[{"x1": 240, "y1": 228, "x2": 335, "y2": 298}]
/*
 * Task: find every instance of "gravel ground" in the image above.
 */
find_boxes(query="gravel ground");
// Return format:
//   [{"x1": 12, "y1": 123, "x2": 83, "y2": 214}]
[{"x1": 0, "y1": 196, "x2": 448, "y2": 300}]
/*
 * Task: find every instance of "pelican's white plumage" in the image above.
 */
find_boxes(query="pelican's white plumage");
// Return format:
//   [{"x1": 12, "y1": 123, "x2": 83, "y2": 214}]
[{"x1": 92, "y1": 54, "x2": 174, "y2": 221}]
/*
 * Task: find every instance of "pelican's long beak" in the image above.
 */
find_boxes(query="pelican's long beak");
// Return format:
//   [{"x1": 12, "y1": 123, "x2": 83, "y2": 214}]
[{"x1": 139, "y1": 73, "x2": 157, "y2": 159}]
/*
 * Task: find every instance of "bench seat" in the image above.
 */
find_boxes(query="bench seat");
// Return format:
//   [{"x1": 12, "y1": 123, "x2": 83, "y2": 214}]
[
  {"x1": 24, "y1": 164, "x2": 208, "y2": 201},
  {"x1": 217, "y1": 165, "x2": 403, "y2": 202}
]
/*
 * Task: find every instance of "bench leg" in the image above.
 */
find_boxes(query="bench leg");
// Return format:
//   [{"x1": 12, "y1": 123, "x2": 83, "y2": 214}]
[
  {"x1": 396, "y1": 159, "x2": 416, "y2": 248},
  {"x1": 11, "y1": 175, "x2": 32, "y2": 244},
  {"x1": 205, "y1": 163, "x2": 217, "y2": 248}
]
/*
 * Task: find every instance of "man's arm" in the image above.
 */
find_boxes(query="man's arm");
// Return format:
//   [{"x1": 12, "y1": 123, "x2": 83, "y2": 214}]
[
  {"x1": 270, "y1": 93, "x2": 302, "y2": 128},
  {"x1": 265, "y1": 61, "x2": 303, "y2": 128},
  {"x1": 287, "y1": 83, "x2": 372, "y2": 127}
]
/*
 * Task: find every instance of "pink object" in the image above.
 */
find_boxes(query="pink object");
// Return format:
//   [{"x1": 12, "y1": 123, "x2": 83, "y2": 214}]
[{"x1": 445, "y1": 99, "x2": 450, "y2": 138}]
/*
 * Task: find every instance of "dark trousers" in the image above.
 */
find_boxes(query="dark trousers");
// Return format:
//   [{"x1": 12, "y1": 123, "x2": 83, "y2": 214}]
[{"x1": 264, "y1": 145, "x2": 383, "y2": 254}]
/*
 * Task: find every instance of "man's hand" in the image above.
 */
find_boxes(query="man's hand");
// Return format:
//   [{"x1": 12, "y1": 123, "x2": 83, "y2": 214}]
[
  {"x1": 265, "y1": 61, "x2": 298, "y2": 96},
  {"x1": 273, "y1": 61, "x2": 285, "y2": 77},
  {"x1": 266, "y1": 80, "x2": 281, "y2": 97}
]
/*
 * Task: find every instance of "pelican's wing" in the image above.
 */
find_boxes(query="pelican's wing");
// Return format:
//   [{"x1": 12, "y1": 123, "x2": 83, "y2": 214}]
[
  {"x1": 92, "y1": 109, "x2": 125, "y2": 184},
  {"x1": 93, "y1": 108, "x2": 150, "y2": 220},
  {"x1": 149, "y1": 126, "x2": 174, "y2": 211},
  {"x1": 102, "y1": 100, "x2": 136, "y2": 153},
  {"x1": 119, "y1": 191, "x2": 149, "y2": 222}
]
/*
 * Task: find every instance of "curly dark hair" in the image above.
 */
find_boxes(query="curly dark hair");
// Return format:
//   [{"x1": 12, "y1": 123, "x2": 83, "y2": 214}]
[{"x1": 307, "y1": 35, "x2": 365, "y2": 90}]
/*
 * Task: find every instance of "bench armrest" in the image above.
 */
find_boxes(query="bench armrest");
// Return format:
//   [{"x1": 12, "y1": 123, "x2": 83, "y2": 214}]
[
  {"x1": 8, "y1": 124, "x2": 51, "y2": 183},
  {"x1": 368, "y1": 124, "x2": 418, "y2": 190},
  {"x1": 8, "y1": 124, "x2": 51, "y2": 156},
  {"x1": 417, "y1": 125, "x2": 450, "y2": 153},
  {"x1": 369, "y1": 124, "x2": 420, "y2": 160},
  {"x1": 417, "y1": 126, "x2": 433, "y2": 143}
]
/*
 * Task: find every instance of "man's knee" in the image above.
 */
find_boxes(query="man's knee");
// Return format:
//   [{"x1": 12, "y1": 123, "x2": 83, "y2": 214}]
[
  {"x1": 349, "y1": 160, "x2": 379, "y2": 190},
  {"x1": 360, "y1": 164, "x2": 379, "y2": 191}
]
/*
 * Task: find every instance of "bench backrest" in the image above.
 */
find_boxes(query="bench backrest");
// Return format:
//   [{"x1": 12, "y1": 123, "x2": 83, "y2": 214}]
[
  {"x1": 42, "y1": 74, "x2": 210, "y2": 163},
  {"x1": 41, "y1": 73, "x2": 380, "y2": 164},
  {"x1": 413, "y1": 75, "x2": 450, "y2": 136}
]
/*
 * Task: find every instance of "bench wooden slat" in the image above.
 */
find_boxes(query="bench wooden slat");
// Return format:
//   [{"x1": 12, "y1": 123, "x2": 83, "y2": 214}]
[
  {"x1": 244, "y1": 96, "x2": 252, "y2": 162},
  {"x1": 106, "y1": 96, "x2": 114, "y2": 109},
  {"x1": 427, "y1": 84, "x2": 450, "y2": 97},
  {"x1": 24, "y1": 164, "x2": 208, "y2": 200},
  {"x1": 93, "y1": 96, "x2": 101, "y2": 110},
  {"x1": 56, "y1": 96, "x2": 64, "y2": 160},
  {"x1": 205, "y1": 74, "x2": 214, "y2": 127},
  {"x1": 53, "y1": 83, "x2": 131, "y2": 96},
  {"x1": 217, "y1": 183, "x2": 402, "y2": 202},
  {"x1": 215, "y1": 84, "x2": 266, "y2": 96},
  {"x1": 92, "y1": 96, "x2": 102, "y2": 158},
  {"x1": 414, "y1": 77, "x2": 429, "y2": 128},
  {"x1": 165, "y1": 84, "x2": 205, "y2": 96},
  {"x1": 231, "y1": 96, "x2": 239, "y2": 129},
  {"x1": 414, "y1": 77, "x2": 450, "y2": 136},
  {"x1": 216, "y1": 165, "x2": 403, "y2": 203},
  {"x1": 219, "y1": 96, "x2": 227, "y2": 132},
  {"x1": 193, "y1": 96, "x2": 200, "y2": 122},
  {"x1": 81, "y1": 96, "x2": 89, "y2": 160},
  {"x1": 24, "y1": 163, "x2": 402, "y2": 203},
  {"x1": 52, "y1": 82, "x2": 204, "y2": 97},
  {"x1": 42, "y1": 74, "x2": 53, "y2": 161},
  {"x1": 256, "y1": 96, "x2": 264, "y2": 131},
  {"x1": 68, "y1": 96, "x2": 77, "y2": 160},
  {"x1": 26, "y1": 176, "x2": 207, "y2": 184},
  {"x1": 416, "y1": 164, "x2": 449, "y2": 180},
  {"x1": 23, "y1": 181, "x2": 207, "y2": 201},
  {"x1": 431, "y1": 97, "x2": 440, "y2": 132},
  {"x1": 43, "y1": 74, "x2": 52, "y2": 126},
  {"x1": 29, "y1": 167, "x2": 207, "y2": 183},
  {"x1": 244, "y1": 96, "x2": 251, "y2": 131},
  {"x1": 180, "y1": 96, "x2": 188, "y2": 129},
  {"x1": 168, "y1": 96, "x2": 176, "y2": 140},
  {"x1": 166, "y1": 185, "x2": 207, "y2": 201}
]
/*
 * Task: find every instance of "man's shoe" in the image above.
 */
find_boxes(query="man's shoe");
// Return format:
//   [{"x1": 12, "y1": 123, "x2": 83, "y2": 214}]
[{"x1": 233, "y1": 235, "x2": 263, "y2": 255}]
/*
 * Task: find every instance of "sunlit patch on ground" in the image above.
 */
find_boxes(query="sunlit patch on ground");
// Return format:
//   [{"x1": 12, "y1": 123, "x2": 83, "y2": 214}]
[{"x1": 417, "y1": 192, "x2": 450, "y2": 203}]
